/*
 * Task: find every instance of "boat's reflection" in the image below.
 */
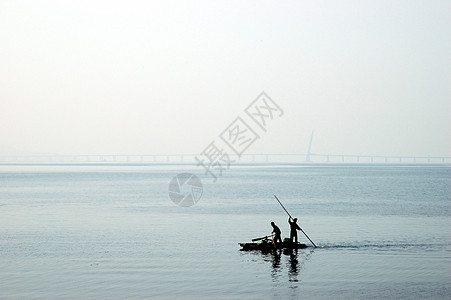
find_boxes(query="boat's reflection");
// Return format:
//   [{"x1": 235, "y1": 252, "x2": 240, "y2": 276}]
[
  {"x1": 245, "y1": 247, "x2": 314, "y2": 283},
  {"x1": 285, "y1": 248, "x2": 300, "y2": 282},
  {"x1": 269, "y1": 249, "x2": 282, "y2": 281}
]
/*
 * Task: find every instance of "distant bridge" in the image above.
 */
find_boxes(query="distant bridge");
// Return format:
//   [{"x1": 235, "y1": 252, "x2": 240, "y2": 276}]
[{"x1": 0, "y1": 153, "x2": 449, "y2": 164}]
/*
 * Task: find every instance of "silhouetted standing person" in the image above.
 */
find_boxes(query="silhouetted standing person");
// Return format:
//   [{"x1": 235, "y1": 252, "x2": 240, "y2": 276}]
[
  {"x1": 271, "y1": 222, "x2": 282, "y2": 246},
  {"x1": 288, "y1": 217, "x2": 301, "y2": 243}
]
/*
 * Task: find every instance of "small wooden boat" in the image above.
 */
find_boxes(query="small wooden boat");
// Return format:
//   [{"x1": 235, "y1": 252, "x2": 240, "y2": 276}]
[{"x1": 239, "y1": 238, "x2": 307, "y2": 251}]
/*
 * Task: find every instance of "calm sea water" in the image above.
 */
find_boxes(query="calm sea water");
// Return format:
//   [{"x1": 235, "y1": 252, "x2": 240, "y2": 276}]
[{"x1": 0, "y1": 164, "x2": 450, "y2": 299}]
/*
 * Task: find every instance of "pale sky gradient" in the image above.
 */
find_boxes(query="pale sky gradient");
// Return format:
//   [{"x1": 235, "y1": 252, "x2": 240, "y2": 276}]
[{"x1": 1, "y1": 0, "x2": 450, "y2": 156}]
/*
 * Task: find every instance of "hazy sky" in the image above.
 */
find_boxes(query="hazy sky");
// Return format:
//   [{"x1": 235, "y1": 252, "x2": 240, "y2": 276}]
[{"x1": 1, "y1": 0, "x2": 450, "y2": 156}]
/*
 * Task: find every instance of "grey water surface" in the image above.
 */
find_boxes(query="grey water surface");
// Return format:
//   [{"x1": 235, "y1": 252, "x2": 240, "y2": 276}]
[{"x1": 0, "y1": 164, "x2": 449, "y2": 299}]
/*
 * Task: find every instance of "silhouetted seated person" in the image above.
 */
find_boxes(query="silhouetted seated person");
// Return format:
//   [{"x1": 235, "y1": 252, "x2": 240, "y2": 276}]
[
  {"x1": 270, "y1": 222, "x2": 282, "y2": 247},
  {"x1": 288, "y1": 217, "x2": 301, "y2": 243}
]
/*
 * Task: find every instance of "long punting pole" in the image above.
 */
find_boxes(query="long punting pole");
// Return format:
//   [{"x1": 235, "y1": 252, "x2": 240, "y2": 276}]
[{"x1": 274, "y1": 195, "x2": 317, "y2": 248}]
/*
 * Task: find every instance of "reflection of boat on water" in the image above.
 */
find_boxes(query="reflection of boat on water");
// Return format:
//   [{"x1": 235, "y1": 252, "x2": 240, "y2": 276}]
[
  {"x1": 239, "y1": 238, "x2": 308, "y2": 251},
  {"x1": 239, "y1": 241, "x2": 314, "y2": 286}
]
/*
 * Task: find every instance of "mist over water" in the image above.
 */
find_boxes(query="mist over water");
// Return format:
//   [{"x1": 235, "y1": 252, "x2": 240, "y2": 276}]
[
  {"x1": 1, "y1": 1, "x2": 450, "y2": 157},
  {"x1": 0, "y1": 164, "x2": 450, "y2": 299}
]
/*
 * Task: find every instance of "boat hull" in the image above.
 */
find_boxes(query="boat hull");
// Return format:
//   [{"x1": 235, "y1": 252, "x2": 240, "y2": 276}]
[{"x1": 239, "y1": 241, "x2": 308, "y2": 251}]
